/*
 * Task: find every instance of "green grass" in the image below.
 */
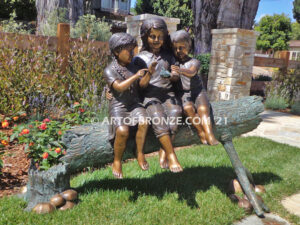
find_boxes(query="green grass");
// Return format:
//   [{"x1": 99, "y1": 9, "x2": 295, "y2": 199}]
[{"x1": 1, "y1": 137, "x2": 300, "y2": 225}]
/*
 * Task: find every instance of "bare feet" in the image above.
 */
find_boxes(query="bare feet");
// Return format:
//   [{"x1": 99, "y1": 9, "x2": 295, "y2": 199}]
[
  {"x1": 137, "y1": 154, "x2": 149, "y2": 171},
  {"x1": 167, "y1": 153, "x2": 183, "y2": 173},
  {"x1": 112, "y1": 161, "x2": 123, "y2": 179},
  {"x1": 159, "y1": 149, "x2": 169, "y2": 169},
  {"x1": 198, "y1": 131, "x2": 208, "y2": 145},
  {"x1": 206, "y1": 134, "x2": 219, "y2": 146}
]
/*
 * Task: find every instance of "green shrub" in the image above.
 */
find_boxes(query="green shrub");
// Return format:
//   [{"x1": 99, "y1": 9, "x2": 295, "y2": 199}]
[
  {"x1": 264, "y1": 94, "x2": 289, "y2": 110},
  {"x1": 266, "y1": 68, "x2": 300, "y2": 105},
  {"x1": 291, "y1": 101, "x2": 300, "y2": 115},
  {"x1": 1, "y1": 12, "x2": 31, "y2": 34},
  {"x1": 40, "y1": 9, "x2": 112, "y2": 42},
  {"x1": 0, "y1": 0, "x2": 36, "y2": 21},
  {"x1": 41, "y1": 8, "x2": 69, "y2": 36},
  {"x1": 71, "y1": 14, "x2": 112, "y2": 41},
  {"x1": 0, "y1": 34, "x2": 110, "y2": 118},
  {"x1": 195, "y1": 53, "x2": 211, "y2": 76}
]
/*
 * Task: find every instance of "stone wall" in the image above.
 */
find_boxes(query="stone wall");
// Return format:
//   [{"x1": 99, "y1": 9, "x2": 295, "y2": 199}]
[
  {"x1": 126, "y1": 14, "x2": 180, "y2": 50},
  {"x1": 207, "y1": 28, "x2": 259, "y2": 101}
]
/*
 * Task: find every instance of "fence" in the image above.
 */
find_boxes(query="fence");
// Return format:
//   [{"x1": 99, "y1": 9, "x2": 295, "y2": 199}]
[
  {"x1": 0, "y1": 23, "x2": 109, "y2": 72},
  {"x1": 254, "y1": 51, "x2": 300, "y2": 70}
]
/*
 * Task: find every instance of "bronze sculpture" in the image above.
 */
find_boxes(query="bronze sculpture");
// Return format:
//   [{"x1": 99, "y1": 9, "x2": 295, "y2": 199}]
[
  {"x1": 132, "y1": 18, "x2": 183, "y2": 172},
  {"x1": 103, "y1": 33, "x2": 152, "y2": 178},
  {"x1": 24, "y1": 18, "x2": 270, "y2": 218},
  {"x1": 170, "y1": 30, "x2": 219, "y2": 146}
]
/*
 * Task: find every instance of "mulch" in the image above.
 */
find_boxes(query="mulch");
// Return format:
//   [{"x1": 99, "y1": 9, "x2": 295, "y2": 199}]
[{"x1": 0, "y1": 128, "x2": 30, "y2": 198}]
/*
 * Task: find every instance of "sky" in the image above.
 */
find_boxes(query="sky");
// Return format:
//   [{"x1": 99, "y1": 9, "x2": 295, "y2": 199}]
[{"x1": 130, "y1": 0, "x2": 296, "y2": 23}]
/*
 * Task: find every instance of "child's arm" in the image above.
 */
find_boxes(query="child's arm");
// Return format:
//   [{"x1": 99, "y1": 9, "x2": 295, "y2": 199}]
[
  {"x1": 112, "y1": 69, "x2": 148, "y2": 92},
  {"x1": 171, "y1": 60, "x2": 200, "y2": 78},
  {"x1": 139, "y1": 61, "x2": 158, "y2": 88}
]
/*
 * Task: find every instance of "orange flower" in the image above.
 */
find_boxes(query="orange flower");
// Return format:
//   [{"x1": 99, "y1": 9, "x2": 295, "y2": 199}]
[
  {"x1": 42, "y1": 152, "x2": 49, "y2": 159},
  {"x1": 74, "y1": 102, "x2": 80, "y2": 106},
  {"x1": 29, "y1": 142, "x2": 34, "y2": 147},
  {"x1": 13, "y1": 116, "x2": 19, "y2": 121},
  {"x1": 21, "y1": 129, "x2": 30, "y2": 135},
  {"x1": 1, "y1": 121, "x2": 9, "y2": 128},
  {"x1": 55, "y1": 148, "x2": 61, "y2": 154},
  {"x1": 1, "y1": 140, "x2": 9, "y2": 146},
  {"x1": 39, "y1": 123, "x2": 47, "y2": 130},
  {"x1": 58, "y1": 130, "x2": 62, "y2": 135},
  {"x1": 21, "y1": 113, "x2": 27, "y2": 117}
]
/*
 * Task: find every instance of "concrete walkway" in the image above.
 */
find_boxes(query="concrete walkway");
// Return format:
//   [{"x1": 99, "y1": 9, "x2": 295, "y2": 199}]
[{"x1": 243, "y1": 110, "x2": 300, "y2": 148}]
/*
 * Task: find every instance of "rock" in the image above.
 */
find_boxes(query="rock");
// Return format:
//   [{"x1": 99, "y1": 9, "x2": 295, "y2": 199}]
[
  {"x1": 59, "y1": 201, "x2": 76, "y2": 211},
  {"x1": 254, "y1": 185, "x2": 266, "y2": 193},
  {"x1": 238, "y1": 198, "x2": 253, "y2": 214},
  {"x1": 229, "y1": 179, "x2": 243, "y2": 193},
  {"x1": 61, "y1": 190, "x2": 78, "y2": 201},
  {"x1": 32, "y1": 203, "x2": 55, "y2": 214},
  {"x1": 50, "y1": 194, "x2": 65, "y2": 208}
]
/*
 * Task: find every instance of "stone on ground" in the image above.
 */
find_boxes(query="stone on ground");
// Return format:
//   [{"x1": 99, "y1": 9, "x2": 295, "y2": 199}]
[
  {"x1": 281, "y1": 193, "x2": 300, "y2": 217},
  {"x1": 234, "y1": 213, "x2": 290, "y2": 225}
]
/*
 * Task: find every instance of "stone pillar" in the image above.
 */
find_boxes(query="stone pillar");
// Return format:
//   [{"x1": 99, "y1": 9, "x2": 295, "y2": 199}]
[
  {"x1": 125, "y1": 14, "x2": 180, "y2": 49},
  {"x1": 207, "y1": 28, "x2": 259, "y2": 101}
]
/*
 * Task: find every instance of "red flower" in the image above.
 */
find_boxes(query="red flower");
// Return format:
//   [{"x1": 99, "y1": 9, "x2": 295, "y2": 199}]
[
  {"x1": 29, "y1": 125, "x2": 33, "y2": 128},
  {"x1": 39, "y1": 123, "x2": 47, "y2": 130},
  {"x1": 42, "y1": 152, "x2": 49, "y2": 159},
  {"x1": 1, "y1": 121, "x2": 9, "y2": 128},
  {"x1": 63, "y1": 150, "x2": 67, "y2": 155},
  {"x1": 55, "y1": 148, "x2": 61, "y2": 154},
  {"x1": 29, "y1": 142, "x2": 34, "y2": 147},
  {"x1": 79, "y1": 108, "x2": 85, "y2": 113},
  {"x1": 13, "y1": 116, "x2": 19, "y2": 121},
  {"x1": 43, "y1": 118, "x2": 51, "y2": 123},
  {"x1": 22, "y1": 129, "x2": 30, "y2": 135},
  {"x1": 58, "y1": 130, "x2": 62, "y2": 135}
]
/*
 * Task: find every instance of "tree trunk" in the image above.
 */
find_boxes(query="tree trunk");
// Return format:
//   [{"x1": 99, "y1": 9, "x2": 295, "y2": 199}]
[
  {"x1": 192, "y1": 0, "x2": 260, "y2": 54},
  {"x1": 35, "y1": 0, "x2": 84, "y2": 33}
]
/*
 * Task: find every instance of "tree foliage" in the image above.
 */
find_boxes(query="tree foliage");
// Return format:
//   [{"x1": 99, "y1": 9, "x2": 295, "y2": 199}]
[
  {"x1": 0, "y1": 0, "x2": 36, "y2": 21},
  {"x1": 134, "y1": 0, "x2": 193, "y2": 30},
  {"x1": 292, "y1": 22, "x2": 300, "y2": 40},
  {"x1": 255, "y1": 14, "x2": 292, "y2": 52},
  {"x1": 293, "y1": 0, "x2": 300, "y2": 23},
  {"x1": 134, "y1": 0, "x2": 155, "y2": 15}
]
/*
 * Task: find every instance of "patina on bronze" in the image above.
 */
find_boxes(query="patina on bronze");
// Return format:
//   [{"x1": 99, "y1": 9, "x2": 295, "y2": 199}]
[
  {"x1": 133, "y1": 17, "x2": 183, "y2": 172},
  {"x1": 103, "y1": 32, "x2": 151, "y2": 179},
  {"x1": 170, "y1": 30, "x2": 219, "y2": 146}
]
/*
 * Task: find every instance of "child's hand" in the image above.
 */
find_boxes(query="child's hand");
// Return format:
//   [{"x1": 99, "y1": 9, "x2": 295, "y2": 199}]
[
  {"x1": 171, "y1": 65, "x2": 180, "y2": 75},
  {"x1": 137, "y1": 69, "x2": 149, "y2": 77},
  {"x1": 106, "y1": 89, "x2": 113, "y2": 101},
  {"x1": 149, "y1": 61, "x2": 158, "y2": 75}
]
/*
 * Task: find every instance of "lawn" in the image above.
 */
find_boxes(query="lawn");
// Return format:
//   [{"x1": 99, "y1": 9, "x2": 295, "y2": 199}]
[{"x1": 0, "y1": 137, "x2": 300, "y2": 225}]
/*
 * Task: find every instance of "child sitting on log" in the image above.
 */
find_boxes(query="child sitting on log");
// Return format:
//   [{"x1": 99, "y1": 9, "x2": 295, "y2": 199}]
[
  {"x1": 103, "y1": 33, "x2": 155, "y2": 179},
  {"x1": 170, "y1": 30, "x2": 219, "y2": 145}
]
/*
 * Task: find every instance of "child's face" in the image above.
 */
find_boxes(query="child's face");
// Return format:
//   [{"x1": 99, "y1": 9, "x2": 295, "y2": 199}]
[
  {"x1": 172, "y1": 41, "x2": 190, "y2": 61},
  {"x1": 115, "y1": 46, "x2": 135, "y2": 65},
  {"x1": 148, "y1": 28, "x2": 164, "y2": 52}
]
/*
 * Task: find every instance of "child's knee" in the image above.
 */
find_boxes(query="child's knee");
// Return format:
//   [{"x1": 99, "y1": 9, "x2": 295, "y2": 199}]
[{"x1": 116, "y1": 126, "x2": 129, "y2": 138}]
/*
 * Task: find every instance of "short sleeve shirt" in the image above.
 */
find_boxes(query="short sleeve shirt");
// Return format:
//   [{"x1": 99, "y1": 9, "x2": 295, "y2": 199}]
[
  {"x1": 103, "y1": 62, "x2": 141, "y2": 111},
  {"x1": 178, "y1": 58, "x2": 202, "y2": 92}
]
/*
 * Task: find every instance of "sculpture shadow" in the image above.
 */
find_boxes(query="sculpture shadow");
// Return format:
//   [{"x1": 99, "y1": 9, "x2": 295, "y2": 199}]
[{"x1": 76, "y1": 166, "x2": 281, "y2": 209}]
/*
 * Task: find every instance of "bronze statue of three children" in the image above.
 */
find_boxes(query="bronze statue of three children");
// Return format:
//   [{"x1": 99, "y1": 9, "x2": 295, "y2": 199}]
[{"x1": 103, "y1": 17, "x2": 219, "y2": 179}]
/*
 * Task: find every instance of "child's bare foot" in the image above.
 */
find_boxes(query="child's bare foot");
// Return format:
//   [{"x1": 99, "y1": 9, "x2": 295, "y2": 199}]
[
  {"x1": 198, "y1": 131, "x2": 208, "y2": 145},
  {"x1": 159, "y1": 149, "x2": 169, "y2": 169},
  {"x1": 168, "y1": 153, "x2": 183, "y2": 173},
  {"x1": 207, "y1": 134, "x2": 219, "y2": 146},
  {"x1": 137, "y1": 154, "x2": 149, "y2": 171},
  {"x1": 112, "y1": 161, "x2": 123, "y2": 179}
]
